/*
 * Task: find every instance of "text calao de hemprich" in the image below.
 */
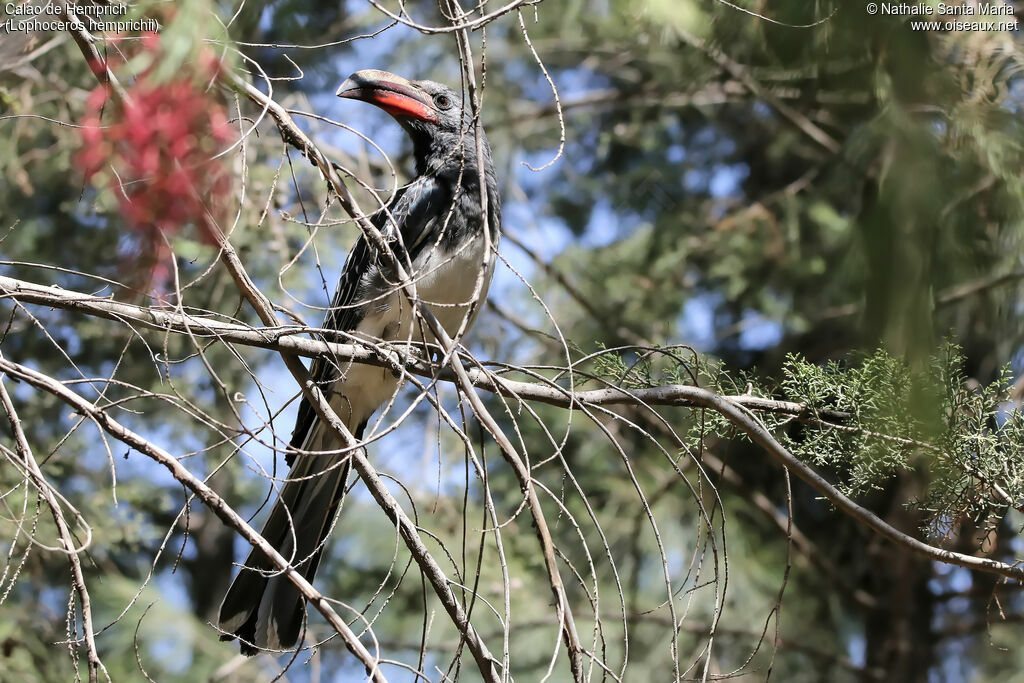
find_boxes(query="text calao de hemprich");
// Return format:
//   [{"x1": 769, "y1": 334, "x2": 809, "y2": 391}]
[
  {"x1": 878, "y1": 2, "x2": 1015, "y2": 15},
  {"x1": 4, "y1": 1, "x2": 127, "y2": 15}
]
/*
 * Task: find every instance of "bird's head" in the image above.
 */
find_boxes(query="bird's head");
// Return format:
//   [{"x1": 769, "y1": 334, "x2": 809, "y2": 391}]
[{"x1": 337, "y1": 69, "x2": 482, "y2": 174}]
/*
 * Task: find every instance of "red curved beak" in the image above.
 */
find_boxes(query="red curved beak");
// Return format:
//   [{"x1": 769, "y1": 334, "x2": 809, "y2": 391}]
[{"x1": 337, "y1": 69, "x2": 438, "y2": 124}]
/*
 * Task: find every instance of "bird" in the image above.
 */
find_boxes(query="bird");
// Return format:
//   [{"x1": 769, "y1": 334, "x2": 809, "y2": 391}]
[{"x1": 217, "y1": 69, "x2": 501, "y2": 655}]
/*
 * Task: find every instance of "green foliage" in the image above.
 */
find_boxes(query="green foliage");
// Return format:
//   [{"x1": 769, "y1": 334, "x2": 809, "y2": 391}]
[
  {"x1": 585, "y1": 339, "x2": 1024, "y2": 546},
  {"x1": 738, "y1": 344, "x2": 1021, "y2": 542},
  {"x1": 588, "y1": 341, "x2": 705, "y2": 389},
  {"x1": 777, "y1": 348, "x2": 930, "y2": 496}
]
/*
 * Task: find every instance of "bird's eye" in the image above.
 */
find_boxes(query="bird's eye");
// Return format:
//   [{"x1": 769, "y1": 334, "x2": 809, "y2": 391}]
[{"x1": 433, "y1": 94, "x2": 453, "y2": 110}]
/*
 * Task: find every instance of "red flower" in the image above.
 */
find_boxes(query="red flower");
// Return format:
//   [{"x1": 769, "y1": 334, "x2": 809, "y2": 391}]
[{"x1": 76, "y1": 36, "x2": 233, "y2": 292}]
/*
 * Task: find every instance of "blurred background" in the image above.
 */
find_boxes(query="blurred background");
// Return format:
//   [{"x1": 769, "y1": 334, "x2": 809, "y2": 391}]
[{"x1": 2, "y1": 0, "x2": 1024, "y2": 680}]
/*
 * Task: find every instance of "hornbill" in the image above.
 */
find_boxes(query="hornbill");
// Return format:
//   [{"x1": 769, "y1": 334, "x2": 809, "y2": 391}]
[{"x1": 217, "y1": 69, "x2": 501, "y2": 655}]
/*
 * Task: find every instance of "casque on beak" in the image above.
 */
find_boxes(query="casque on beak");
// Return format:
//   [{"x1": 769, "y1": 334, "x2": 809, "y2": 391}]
[{"x1": 336, "y1": 69, "x2": 439, "y2": 124}]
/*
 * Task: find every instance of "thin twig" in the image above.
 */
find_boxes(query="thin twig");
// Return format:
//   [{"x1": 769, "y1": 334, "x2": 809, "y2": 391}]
[
  {"x1": 5, "y1": 273, "x2": 1024, "y2": 584},
  {"x1": 0, "y1": 368, "x2": 105, "y2": 682},
  {"x1": 0, "y1": 358, "x2": 389, "y2": 682}
]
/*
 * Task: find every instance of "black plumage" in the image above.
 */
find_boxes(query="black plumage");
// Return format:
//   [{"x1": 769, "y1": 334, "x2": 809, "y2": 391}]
[{"x1": 217, "y1": 69, "x2": 501, "y2": 655}]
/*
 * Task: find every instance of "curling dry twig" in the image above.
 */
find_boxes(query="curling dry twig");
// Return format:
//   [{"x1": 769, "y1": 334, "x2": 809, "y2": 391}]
[
  {"x1": 0, "y1": 367, "x2": 105, "y2": 682},
  {"x1": 0, "y1": 357, "x2": 389, "y2": 682},
  {"x1": 5, "y1": 273, "x2": 1024, "y2": 586}
]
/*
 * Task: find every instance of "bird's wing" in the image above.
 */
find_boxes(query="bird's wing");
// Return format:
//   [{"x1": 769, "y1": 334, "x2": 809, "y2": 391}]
[{"x1": 287, "y1": 175, "x2": 450, "y2": 460}]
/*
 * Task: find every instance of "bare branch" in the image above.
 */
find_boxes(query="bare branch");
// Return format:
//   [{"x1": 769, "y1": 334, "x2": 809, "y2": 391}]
[
  {"x1": 0, "y1": 372, "x2": 105, "y2": 682},
  {"x1": 0, "y1": 357, "x2": 389, "y2": 681},
  {"x1": 5, "y1": 273, "x2": 1023, "y2": 586}
]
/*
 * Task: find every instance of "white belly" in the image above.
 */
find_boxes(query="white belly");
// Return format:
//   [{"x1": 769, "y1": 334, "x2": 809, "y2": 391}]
[
  {"x1": 327, "y1": 234, "x2": 493, "y2": 430},
  {"x1": 407, "y1": 232, "x2": 494, "y2": 336}
]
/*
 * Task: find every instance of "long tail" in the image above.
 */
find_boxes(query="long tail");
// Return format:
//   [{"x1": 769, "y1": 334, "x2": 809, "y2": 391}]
[{"x1": 217, "y1": 420, "x2": 363, "y2": 655}]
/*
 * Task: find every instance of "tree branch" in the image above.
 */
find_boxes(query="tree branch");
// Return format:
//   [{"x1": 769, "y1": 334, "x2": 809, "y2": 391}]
[
  {"x1": 0, "y1": 273, "x2": 831, "y2": 416},
  {"x1": 5, "y1": 272, "x2": 1024, "y2": 586},
  {"x1": 0, "y1": 357, "x2": 389, "y2": 681},
  {"x1": 0, "y1": 370, "x2": 105, "y2": 682}
]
